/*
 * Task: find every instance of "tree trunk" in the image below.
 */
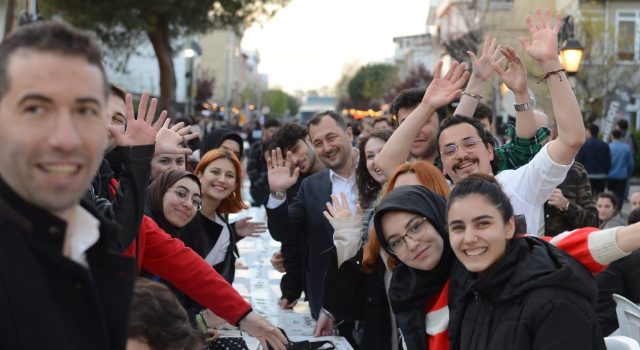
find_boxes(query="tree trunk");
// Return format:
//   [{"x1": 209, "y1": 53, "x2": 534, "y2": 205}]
[{"x1": 147, "y1": 19, "x2": 177, "y2": 120}]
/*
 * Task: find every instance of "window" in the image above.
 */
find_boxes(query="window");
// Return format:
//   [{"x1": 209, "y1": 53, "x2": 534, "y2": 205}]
[{"x1": 616, "y1": 11, "x2": 640, "y2": 61}]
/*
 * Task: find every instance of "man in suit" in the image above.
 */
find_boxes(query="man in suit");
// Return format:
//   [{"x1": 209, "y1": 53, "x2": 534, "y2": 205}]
[{"x1": 266, "y1": 111, "x2": 358, "y2": 341}]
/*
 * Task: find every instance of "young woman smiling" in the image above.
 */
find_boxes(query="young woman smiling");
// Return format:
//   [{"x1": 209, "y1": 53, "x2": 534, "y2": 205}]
[{"x1": 446, "y1": 173, "x2": 605, "y2": 350}]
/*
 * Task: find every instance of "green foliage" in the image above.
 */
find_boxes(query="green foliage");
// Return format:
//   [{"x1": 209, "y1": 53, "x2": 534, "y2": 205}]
[
  {"x1": 264, "y1": 89, "x2": 288, "y2": 116},
  {"x1": 347, "y1": 64, "x2": 397, "y2": 109},
  {"x1": 286, "y1": 94, "x2": 301, "y2": 116}
]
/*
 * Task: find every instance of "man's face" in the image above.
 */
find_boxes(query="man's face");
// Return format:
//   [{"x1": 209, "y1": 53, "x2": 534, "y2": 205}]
[
  {"x1": 263, "y1": 126, "x2": 279, "y2": 140},
  {"x1": 631, "y1": 192, "x2": 640, "y2": 211},
  {"x1": 309, "y1": 116, "x2": 353, "y2": 172},
  {"x1": 476, "y1": 117, "x2": 492, "y2": 133},
  {"x1": 438, "y1": 123, "x2": 494, "y2": 184},
  {"x1": 106, "y1": 94, "x2": 126, "y2": 153},
  {"x1": 0, "y1": 51, "x2": 107, "y2": 219},
  {"x1": 361, "y1": 122, "x2": 373, "y2": 137},
  {"x1": 373, "y1": 120, "x2": 392, "y2": 131},
  {"x1": 285, "y1": 139, "x2": 317, "y2": 174},
  {"x1": 398, "y1": 106, "x2": 439, "y2": 161}
]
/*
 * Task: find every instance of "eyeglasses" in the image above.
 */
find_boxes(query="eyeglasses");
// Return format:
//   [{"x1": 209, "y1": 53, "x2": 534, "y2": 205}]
[
  {"x1": 171, "y1": 187, "x2": 203, "y2": 211},
  {"x1": 387, "y1": 217, "x2": 428, "y2": 254},
  {"x1": 440, "y1": 137, "x2": 482, "y2": 160}
]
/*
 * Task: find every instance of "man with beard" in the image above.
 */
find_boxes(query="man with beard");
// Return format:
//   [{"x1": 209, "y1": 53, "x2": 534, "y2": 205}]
[
  {"x1": 0, "y1": 21, "x2": 134, "y2": 349},
  {"x1": 265, "y1": 112, "x2": 358, "y2": 342},
  {"x1": 381, "y1": 9, "x2": 585, "y2": 234},
  {"x1": 263, "y1": 123, "x2": 326, "y2": 310},
  {"x1": 378, "y1": 37, "x2": 545, "y2": 179}
]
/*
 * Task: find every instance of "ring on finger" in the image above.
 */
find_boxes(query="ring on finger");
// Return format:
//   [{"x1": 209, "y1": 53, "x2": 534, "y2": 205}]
[{"x1": 181, "y1": 135, "x2": 185, "y2": 144}]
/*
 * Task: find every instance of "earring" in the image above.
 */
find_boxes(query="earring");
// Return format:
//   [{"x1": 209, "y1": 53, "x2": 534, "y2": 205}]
[{"x1": 230, "y1": 191, "x2": 236, "y2": 200}]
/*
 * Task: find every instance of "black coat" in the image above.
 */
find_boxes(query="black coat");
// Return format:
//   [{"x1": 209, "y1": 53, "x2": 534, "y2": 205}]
[
  {"x1": 0, "y1": 176, "x2": 135, "y2": 350},
  {"x1": 595, "y1": 250, "x2": 640, "y2": 335},
  {"x1": 323, "y1": 247, "x2": 397, "y2": 350},
  {"x1": 90, "y1": 145, "x2": 155, "y2": 253},
  {"x1": 266, "y1": 168, "x2": 335, "y2": 319},
  {"x1": 451, "y1": 237, "x2": 605, "y2": 350}
]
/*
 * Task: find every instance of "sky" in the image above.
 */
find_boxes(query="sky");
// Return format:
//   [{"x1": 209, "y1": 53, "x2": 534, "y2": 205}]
[{"x1": 242, "y1": 0, "x2": 432, "y2": 94}]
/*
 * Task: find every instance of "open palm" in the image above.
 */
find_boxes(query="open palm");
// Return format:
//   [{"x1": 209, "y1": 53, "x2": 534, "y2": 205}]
[
  {"x1": 422, "y1": 61, "x2": 469, "y2": 109},
  {"x1": 519, "y1": 8, "x2": 561, "y2": 63}
]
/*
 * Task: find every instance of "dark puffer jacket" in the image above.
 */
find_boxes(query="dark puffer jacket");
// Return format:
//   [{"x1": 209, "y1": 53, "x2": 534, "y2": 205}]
[{"x1": 452, "y1": 237, "x2": 605, "y2": 350}]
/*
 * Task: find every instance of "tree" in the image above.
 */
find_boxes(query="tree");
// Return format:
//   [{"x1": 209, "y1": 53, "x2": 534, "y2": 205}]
[
  {"x1": 195, "y1": 69, "x2": 215, "y2": 109},
  {"x1": 286, "y1": 94, "x2": 301, "y2": 117},
  {"x1": 384, "y1": 64, "x2": 435, "y2": 103},
  {"x1": 264, "y1": 89, "x2": 288, "y2": 116},
  {"x1": 347, "y1": 63, "x2": 398, "y2": 110},
  {"x1": 572, "y1": 4, "x2": 640, "y2": 123},
  {"x1": 39, "y1": 0, "x2": 290, "y2": 118}
]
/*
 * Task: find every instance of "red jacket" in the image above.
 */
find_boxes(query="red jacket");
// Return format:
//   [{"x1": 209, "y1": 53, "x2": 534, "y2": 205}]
[{"x1": 110, "y1": 184, "x2": 252, "y2": 326}]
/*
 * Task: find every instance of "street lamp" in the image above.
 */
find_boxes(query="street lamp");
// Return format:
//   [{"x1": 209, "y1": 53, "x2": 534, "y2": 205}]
[
  {"x1": 183, "y1": 48, "x2": 195, "y2": 58},
  {"x1": 560, "y1": 38, "x2": 584, "y2": 76},
  {"x1": 558, "y1": 15, "x2": 584, "y2": 76}
]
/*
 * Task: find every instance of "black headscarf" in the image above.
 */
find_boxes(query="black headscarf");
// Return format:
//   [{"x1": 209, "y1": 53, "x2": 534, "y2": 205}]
[
  {"x1": 200, "y1": 128, "x2": 244, "y2": 157},
  {"x1": 373, "y1": 185, "x2": 455, "y2": 313},
  {"x1": 146, "y1": 169, "x2": 201, "y2": 237}
]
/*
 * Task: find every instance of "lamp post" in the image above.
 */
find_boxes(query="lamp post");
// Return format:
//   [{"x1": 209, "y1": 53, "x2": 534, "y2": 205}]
[
  {"x1": 183, "y1": 40, "x2": 202, "y2": 116},
  {"x1": 558, "y1": 15, "x2": 584, "y2": 76}
]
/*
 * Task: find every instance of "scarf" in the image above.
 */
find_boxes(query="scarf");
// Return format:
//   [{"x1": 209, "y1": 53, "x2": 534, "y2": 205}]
[
  {"x1": 147, "y1": 169, "x2": 201, "y2": 237},
  {"x1": 373, "y1": 185, "x2": 455, "y2": 313}
]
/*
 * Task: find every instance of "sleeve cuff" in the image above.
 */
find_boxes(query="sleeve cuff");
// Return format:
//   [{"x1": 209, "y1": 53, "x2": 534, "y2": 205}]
[
  {"x1": 588, "y1": 227, "x2": 631, "y2": 265},
  {"x1": 234, "y1": 308, "x2": 254, "y2": 327},
  {"x1": 331, "y1": 217, "x2": 364, "y2": 267},
  {"x1": 117, "y1": 144, "x2": 155, "y2": 159},
  {"x1": 267, "y1": 195, "x2": 286, "y2": 209}
]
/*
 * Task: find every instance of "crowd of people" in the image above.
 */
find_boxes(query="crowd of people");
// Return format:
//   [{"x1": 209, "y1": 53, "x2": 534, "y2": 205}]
[{"x1": 2, "y1": 7, "x2": 640, "y2": 350}]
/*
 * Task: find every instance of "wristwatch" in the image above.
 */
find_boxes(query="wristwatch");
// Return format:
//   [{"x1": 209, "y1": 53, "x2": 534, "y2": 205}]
[
  {"x1": 514, "y1": 98, "x2": 535, "y2": 111},
  {"x1": 270, "y1": 190, "x2": 286, "y2": 197}
]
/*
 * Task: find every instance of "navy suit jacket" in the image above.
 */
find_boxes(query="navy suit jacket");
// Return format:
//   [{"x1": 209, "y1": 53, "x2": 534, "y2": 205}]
[{"x1": 266, "y1": 168, "x2": 334, "y2": 319}]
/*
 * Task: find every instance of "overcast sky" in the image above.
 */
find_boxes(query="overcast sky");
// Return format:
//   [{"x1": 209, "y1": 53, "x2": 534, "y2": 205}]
[{"x1": 242, "y1": 0, "x2": 432, "y2": 94}]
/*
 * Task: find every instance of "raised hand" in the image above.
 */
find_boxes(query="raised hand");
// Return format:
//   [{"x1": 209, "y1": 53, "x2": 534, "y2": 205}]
[
  {"x1": 323, "y1": 192, "x2": 363, "y2": 221},
  {"x1": 492, "y1": 45, "x2": 528, "y2": 94},
  {"x1": 469, "y1": 36, "x2": 504, "y2": 82},
  {"x1": 155, "y1": 119, "x2": 199, "y2": 156},
  {"x1": 108, "y1": 92, "x2": 167, "y2": 147},
  {"x1": 422, "y1": 61, "x2": 469, "y2": 109},
  {"x1": 266, "y1": 147, "x2": 300, "y2": 193},
  {"x1": 238, "y1": 311, "x2": 288, "y2": 350},
  {"x1": 519, "y1": 8, "x2": 561, "y2": 64},
  {"x1": 234, "y1": 216, "x2": 267, "y2": 237}
]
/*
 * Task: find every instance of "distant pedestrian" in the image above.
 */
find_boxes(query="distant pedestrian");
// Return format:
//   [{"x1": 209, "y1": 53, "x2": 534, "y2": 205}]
[
  {"x1": 247, "y1": 119, "x2": 281, "y2": 206},
  {"x1": 576, "y1": 124, "x2": 611, "y2": 196},
  {"x1": 607, "y1": 129, "x2": 634, "y2": 208},
  {"x1": 597, "y1": 192, "x2": 627, "y2": 229}
]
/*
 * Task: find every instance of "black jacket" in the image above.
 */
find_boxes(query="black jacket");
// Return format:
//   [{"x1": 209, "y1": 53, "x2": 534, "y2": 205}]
[
  {"x1": 451, "y1": 237, "x2": 605, "y2": 350},
  {"x1": 247, "y1": 140, "x2": 270, "y2": 206},
  {"x1": 180, "y1": 212, "x2": 239, "y2": 286},
  {"x1": 323, "y1": 247, "x2": 397, "y2": 350},
  {"x1": 595, "y1": 250, "x2": 640, "y2": 336},
  {"x1": 90, "y1": 145, "x2": 155, "y2": 252},
  {"x1": 0, "y1": 176, "x2": 135, "y2": 350}
]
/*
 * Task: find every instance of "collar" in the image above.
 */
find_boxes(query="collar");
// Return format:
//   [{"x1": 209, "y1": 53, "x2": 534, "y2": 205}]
[{"x1": 66, "y1": 205, "x2": 101, "y2": 268}]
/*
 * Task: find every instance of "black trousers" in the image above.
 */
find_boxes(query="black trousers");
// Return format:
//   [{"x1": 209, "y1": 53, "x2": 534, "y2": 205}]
[{"x1": 607, "y1": 178, "x2": 628, "y2": 208}]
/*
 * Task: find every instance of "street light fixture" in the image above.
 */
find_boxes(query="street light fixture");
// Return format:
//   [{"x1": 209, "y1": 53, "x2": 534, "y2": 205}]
[
  {"x1": 184, "y1": 48, "x2": 195, "y2": 58},
  {"x1": 560, "y1": 38, "x2": 584, "y2": 76}
]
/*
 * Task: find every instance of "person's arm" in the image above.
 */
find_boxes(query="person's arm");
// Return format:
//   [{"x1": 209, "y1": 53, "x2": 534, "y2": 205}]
[
  {"x1": 376, "y1": 62, "x2": 469, "y2": 178},
  {"x1": 323, "y1": 192, "x2": 365, "y2": 267},
  {"x1": 279, "y1": 238, "x2": 304, "y2": 309},
  {"x1": 266, "y1": 148, "x2": 300, "y2": 207},
  {"x1": 266, "y1": 176, "x2": 308, "y2": 243},
  {"x1": 494, "y1": 124, "x2": 549, "y2": 171},
  {"x1": 453, "y1": 36, "x2": 503, "y2": 118},
  {"x1": 519, "y1": 9, "x2": 585, "y2": 165},
  {"x1": 491, "y1": 45, "x2": 537, "y2": 139}
]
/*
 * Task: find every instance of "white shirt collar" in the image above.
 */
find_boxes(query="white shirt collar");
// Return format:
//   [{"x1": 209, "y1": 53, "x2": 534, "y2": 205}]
[{"x1": 65, "y1": 206, "x2": 101, "y2": 268}]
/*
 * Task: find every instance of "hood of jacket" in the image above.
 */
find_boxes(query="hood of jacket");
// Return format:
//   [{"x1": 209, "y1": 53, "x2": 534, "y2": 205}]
[{"x1": 465, "y1": 236, "x2": 597, "y2": 305}]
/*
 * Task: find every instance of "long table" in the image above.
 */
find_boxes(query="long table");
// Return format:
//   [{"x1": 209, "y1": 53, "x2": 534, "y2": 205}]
[{"x1": 209, "y1": 206, "x2": 353, "y2": 350}]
